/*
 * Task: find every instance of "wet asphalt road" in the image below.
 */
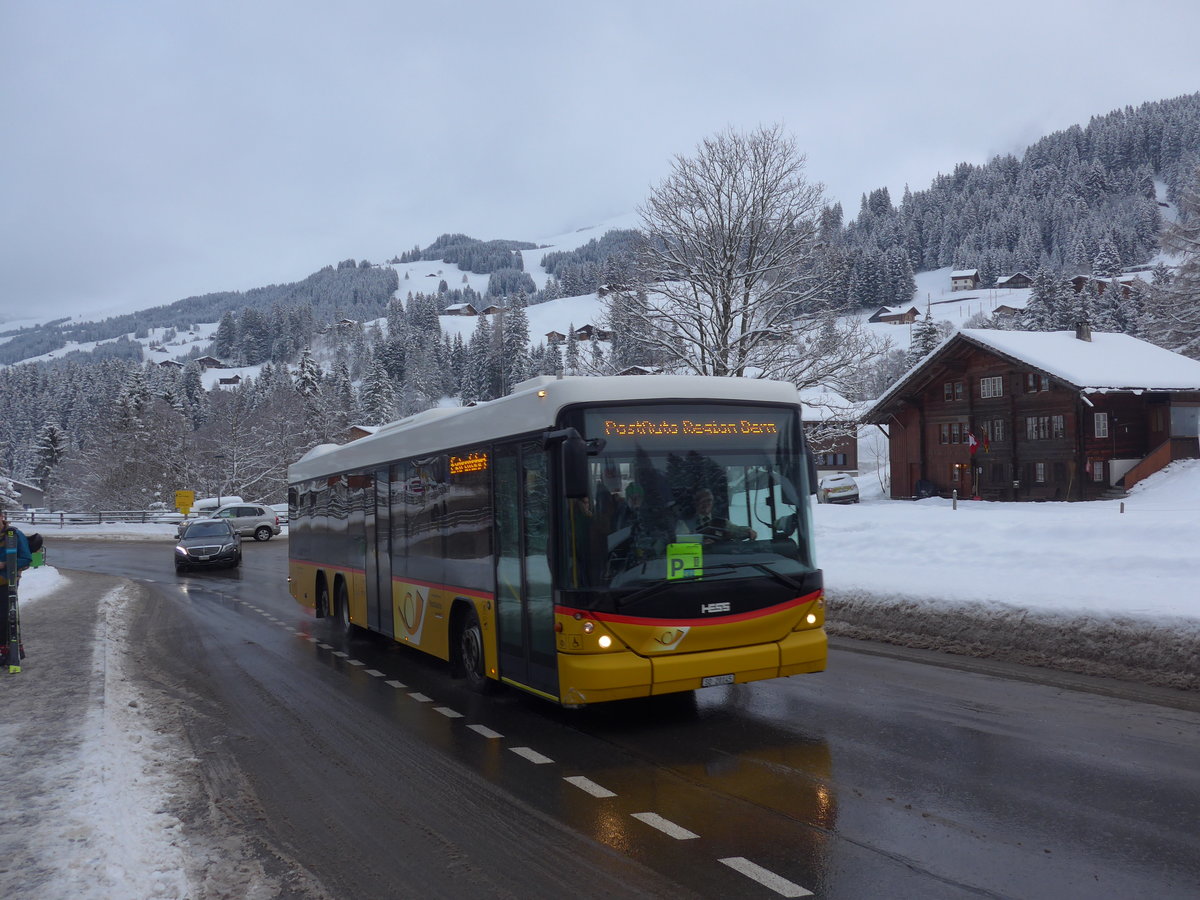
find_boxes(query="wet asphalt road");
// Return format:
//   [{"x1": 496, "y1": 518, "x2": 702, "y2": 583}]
[{"x1": 49, "y1": 536, "x2": 1200, "y2": 899}]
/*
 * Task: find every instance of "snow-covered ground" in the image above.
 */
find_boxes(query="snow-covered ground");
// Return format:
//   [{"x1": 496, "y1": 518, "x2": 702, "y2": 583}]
[{"x1": 7, "y1": 456, "x2": 1199, "y2": 897}]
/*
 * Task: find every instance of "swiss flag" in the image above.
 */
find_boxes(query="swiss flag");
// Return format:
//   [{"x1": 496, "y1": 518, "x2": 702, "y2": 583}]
[{"x1": 968, "y1": 431, "x2": 979, "y2": 455}]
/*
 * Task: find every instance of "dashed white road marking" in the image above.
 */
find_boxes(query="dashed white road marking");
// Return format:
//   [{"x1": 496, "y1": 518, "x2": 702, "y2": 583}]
[
  {"x1": 433, "y1": 707, "x2": 463, "y2": 718},
  {"x1": 409, "y1": 693, "x2": 433, "y2": 703},
  {"x1": 719, "y1": 858, "x2": 813, "y2": 897},
  {"x1": 510, "y1": 747, "x2": 554, "y2": 765},
  {"x1": 467, "y1": 724, "x2": 503, "y2": 739},
  {"x1": 631, "y1": 812, "x2": 699, "y2": 840},
  {"x1": 364, "y1": 669, "x2": 385, "y2": 677},
  {"x1": 564, "y1": 775, "x2": 616, "y2": 798},
  {"x1": 347, "y1": 659, "x2": 365, "y2": 667},
  {"x1": 307, "y1": 637, "x2": 320, "y2": 643},
  {"x1": 318, "y1": 643, "x2": 333, "y2": 650},
  {"x1": 332, "y1": 651, "x2": 348, "y2": 658},
  {"x1": 385, "y1": 680, "x2": 406, "y2": 689}
]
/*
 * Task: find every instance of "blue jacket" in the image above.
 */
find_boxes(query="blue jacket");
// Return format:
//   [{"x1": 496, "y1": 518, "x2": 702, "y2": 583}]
[{"x1": 1, "y1": 526, "x2": 32, "y2": 583}]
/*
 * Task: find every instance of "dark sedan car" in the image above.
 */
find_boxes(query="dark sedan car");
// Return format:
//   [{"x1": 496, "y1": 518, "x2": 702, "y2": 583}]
[{"x1": 175, "y1": 519, "x2": 241, "y2": 571}]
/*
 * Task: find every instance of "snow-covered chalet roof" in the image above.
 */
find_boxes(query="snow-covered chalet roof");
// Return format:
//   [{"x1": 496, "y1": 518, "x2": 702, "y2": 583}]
[{"x1": 962, "y1": 329, "x2": 1200, "y2": 392}]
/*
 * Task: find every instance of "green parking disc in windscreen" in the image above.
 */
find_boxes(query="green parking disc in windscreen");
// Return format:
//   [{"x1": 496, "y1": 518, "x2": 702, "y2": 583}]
[{"x1": 666, "y1": 542, "x2": 703, "y2": 580}]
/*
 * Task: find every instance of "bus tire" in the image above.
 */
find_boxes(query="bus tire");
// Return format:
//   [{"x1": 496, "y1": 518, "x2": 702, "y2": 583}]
[
  {"x1": 316, "y1": 579, "x2": 330, "y2": 618},
  {"x1": 457, "y1": 607, "x2": 492, "y2": 693}
]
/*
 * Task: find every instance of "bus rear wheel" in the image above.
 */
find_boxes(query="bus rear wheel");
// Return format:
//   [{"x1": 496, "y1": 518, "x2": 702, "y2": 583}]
[
  {"x1": 336, "y1": 581, "x2": 353, "y2": 633},
  {"x1": 457, "y1": 607, "x2": 492, "y2": 693}
]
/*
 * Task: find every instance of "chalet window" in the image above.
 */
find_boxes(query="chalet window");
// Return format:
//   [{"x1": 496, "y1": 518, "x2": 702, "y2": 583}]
[
  {"x1": 950, "y1": 423, "x2": 961, "y2": 444},
  {"x1": 939, "y1": 424, "x2": 949, "y2": 445},
  {"x1": 1094, "y1": 412, "x2": 1109, "y2": 438},
  {"x1": 980, "y1": 376, "x2": 1004, "y2": 398},
  {"x1": 1091, "y1": 460, "x2": 1105, "y2": 482},
  {"x1": 1026, "y1": 416, "x2": 1051, "y2": 440},
  {"x1": 1025, "y1": 372, "x2": 1050, "y2": 392},
  {"x1": 983, "y1": 418, "x2": 1005, "y2": 443},
  {"x1": 1052, "y1": 415, "x2": 1065, "y2": 439},
  {"x1": 955, "y1": 382, "x2": 964, "y2": 400},
  {"x1": 943, "y1": 381, "x2": 964, "y2": 401},
  {"x1": 1035, "y1": 462, "x2": 1046, "y2": 483}
]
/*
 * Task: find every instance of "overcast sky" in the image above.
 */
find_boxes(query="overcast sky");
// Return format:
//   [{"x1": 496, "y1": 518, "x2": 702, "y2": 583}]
[{"x1": 4, "y1": 0, "x2": 1200, "y2": 325}]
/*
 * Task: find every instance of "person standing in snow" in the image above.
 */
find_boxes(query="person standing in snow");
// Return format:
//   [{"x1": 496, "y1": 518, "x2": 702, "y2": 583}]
[{"x1": 0, "y1": 509, "x2": 33, "y2": 664}]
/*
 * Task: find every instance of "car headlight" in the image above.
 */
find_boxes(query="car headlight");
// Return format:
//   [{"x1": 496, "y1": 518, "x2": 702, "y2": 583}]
[
  {"x1": 175, "y1": 545, "x2": 188, "y2": 555},
  {"x1": 222, "y1": 543, "x2": 237, "y2": 553}
]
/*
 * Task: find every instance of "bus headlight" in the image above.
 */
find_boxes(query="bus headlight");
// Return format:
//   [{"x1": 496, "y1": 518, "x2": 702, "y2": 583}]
[
  {"x1": 583, "y1": 621, "x2": 594, "y2": 634},
  {"x1": 598, "y1": 635, "x2": 612, "y2": 649},
  {"x1": 806, "y1": 613, "x2": 817, "y2": 625}
]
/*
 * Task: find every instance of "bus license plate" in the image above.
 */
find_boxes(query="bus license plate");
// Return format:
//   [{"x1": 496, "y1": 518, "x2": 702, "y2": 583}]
[{"x1": 702, "y1": 674, "x2": 734, "y2": 687}]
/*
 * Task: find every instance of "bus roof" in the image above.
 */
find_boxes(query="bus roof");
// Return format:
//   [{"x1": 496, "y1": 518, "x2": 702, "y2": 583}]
[{"x1": 288, "y1": 374, "x2": 803, "y2": 483}]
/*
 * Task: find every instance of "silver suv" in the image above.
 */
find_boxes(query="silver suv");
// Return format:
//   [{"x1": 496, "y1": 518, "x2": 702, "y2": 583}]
[{"x1": 212, "y1": 502, "x2": 282, "y2": 541}]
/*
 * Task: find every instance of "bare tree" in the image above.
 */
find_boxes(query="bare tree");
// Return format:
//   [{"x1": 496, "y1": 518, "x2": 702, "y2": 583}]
[{"x1": 615, "y1": 125, "x2": 885, "y2": 388}]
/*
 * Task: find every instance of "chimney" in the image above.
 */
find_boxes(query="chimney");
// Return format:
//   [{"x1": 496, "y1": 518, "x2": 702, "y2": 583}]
[{"x1": 1075, "y1": 321, "x2": 1092, "y2": 342}]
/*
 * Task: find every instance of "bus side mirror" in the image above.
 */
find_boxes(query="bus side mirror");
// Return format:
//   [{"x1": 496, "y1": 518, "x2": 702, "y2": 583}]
[
  {"x1": 562, "y1": 434, "x2": 589, "y2": 498},
  {"x1": 544, "y1": 427, "x2": 590, "y2": 499},
  {"x1": 807, "y1": 453, "x2": 818, "y2": 496}
]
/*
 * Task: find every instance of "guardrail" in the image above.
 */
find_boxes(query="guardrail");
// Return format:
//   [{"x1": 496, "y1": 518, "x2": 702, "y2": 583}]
[{"x1": 5, "y1": 510, "x2": 290, "y2": 527}]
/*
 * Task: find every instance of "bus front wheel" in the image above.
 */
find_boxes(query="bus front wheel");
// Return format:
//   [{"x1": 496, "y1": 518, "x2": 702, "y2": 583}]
[{"x1": 457, "y1": 607, "x2": 492, "y2": 693}]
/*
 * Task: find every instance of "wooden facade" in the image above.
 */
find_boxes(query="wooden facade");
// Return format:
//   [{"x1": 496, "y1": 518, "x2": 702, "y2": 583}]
[{"x1": 867, "y1": 331, "x2": 1200, "y2": 501}]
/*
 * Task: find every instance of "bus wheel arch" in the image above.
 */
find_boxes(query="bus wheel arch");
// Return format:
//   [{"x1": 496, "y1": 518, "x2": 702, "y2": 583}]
[{"x1": 452, "y1": 600, "x2": 493, "y2": 693}]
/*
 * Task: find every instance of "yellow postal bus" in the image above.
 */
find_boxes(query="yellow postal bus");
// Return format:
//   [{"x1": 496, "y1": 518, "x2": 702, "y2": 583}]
[{"x1": 288, "y1": 375, "x2": 825, "y2": 706}]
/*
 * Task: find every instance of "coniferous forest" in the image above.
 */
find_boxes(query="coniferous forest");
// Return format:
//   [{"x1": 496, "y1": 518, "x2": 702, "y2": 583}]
[{"x1": 4, "y1": 93, "x2": 1200, "y2": 510}]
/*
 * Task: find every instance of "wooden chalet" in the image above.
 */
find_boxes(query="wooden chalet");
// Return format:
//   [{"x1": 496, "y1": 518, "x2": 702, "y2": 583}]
[
  {"x1": 799, "y1": 388, "x2": 861, "y2": 472},
  {"x1": 867, "y1": 305, "x2": 920, "y2": 325},
  {"x1": 1068, "y1": 274, "x2": 1147, "y2": 298},
  {"x1": 573, "y1": 323, "x2": 614, "y2": 341},
  {"x1": 194, "y1": 355, "x2": 224, "y2": 370},
  {"x1": 865, "y1": 327, "x2": 1200, "y2": 501},
  {"x1": 951, "y1": 269, "x2": 979, "y2": 291},
  {"x1": 442, "y1": 303, "x2": 477, "y2": 316},
  {"x1": 995, "y1": 272, "x2": 1032, "y2": 289}
]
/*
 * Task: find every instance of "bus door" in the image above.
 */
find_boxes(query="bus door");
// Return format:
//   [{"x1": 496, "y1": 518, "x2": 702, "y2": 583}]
[
  {"x1": 365, "y1": 466, "x2": 394, "y2": 636},
  {"x1": 494, "y1": 441, "x2": 559, "y2": 698}
]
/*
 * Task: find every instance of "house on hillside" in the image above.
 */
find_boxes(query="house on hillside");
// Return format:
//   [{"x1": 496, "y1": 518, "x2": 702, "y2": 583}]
[
  {"x1": 218, "y1": 374, "x2": 242, "y2": 387},
  {"x1": 864, "y1": 327, "x2": 1200, "y2": 501},
  {"x1": 544, "y1": 330, "x2": 567, "y2": 342},
  {"x1": 799, "y1": 388, "x2": 862, "y2": 472},
  {"x1": 951, "y1": 269, "x2": 980, "y2": 291},
  {"x1": 1069, "y1": 274, "x2": 1148, "y2": 298},
  {"x1": 158, "y1": 359, "x2": 184, "y2": 369},
  {"x1": 573, "y1": 323, "x2": 614, "y2": 341},
  {"x1": 442, "y1": 303, "x2": 477, "y2": 316},
  {"x1": 479, "y1": 304, "x2": 504, "y2": 316},
  {"x1": 194, "y1": 355, "x2": 224, "y2": 370},
  {"x1": 995, "y1": 272, "x2": 1032, "y2": 289},
  {"x1": 867, "y1": 305, "x2": 921, "y2": 325}
]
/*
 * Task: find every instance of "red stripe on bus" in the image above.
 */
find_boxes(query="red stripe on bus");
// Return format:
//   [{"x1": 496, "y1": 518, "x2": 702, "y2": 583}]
[{"x1": 556, "y1": 589, "x2": 822, "y2": 627}]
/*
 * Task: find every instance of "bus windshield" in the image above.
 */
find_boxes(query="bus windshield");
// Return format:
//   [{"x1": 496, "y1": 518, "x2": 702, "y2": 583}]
[{"x1": 561, "y1": 404, "x2": 815, "y2": 593}]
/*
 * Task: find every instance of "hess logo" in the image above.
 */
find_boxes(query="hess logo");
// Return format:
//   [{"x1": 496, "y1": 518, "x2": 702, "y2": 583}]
[{"x1": 700, "y1": 602, "x2": 731, "y2": 615}]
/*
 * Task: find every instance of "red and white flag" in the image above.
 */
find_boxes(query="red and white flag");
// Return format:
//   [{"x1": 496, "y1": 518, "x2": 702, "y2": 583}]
[{"x1": 968, "y1": 432, "x2": 979, "y2": 455}]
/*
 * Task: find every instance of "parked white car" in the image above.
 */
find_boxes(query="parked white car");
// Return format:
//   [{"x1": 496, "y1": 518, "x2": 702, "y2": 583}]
[{"x1": 817, "y1": 473, "x2": 860, "y2": 504}]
